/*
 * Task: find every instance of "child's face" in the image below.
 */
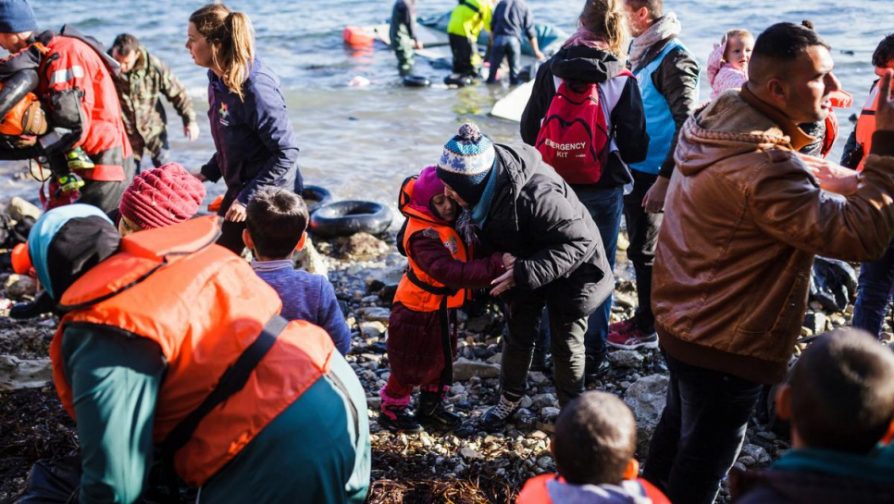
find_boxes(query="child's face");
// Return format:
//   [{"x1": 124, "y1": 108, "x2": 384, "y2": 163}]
[
  {"x1": 431, "y1": 193, "x2": 458, "y2": 222},
  {"x1": 725, "y1": 35, "x2": 754, "y2": 71}
]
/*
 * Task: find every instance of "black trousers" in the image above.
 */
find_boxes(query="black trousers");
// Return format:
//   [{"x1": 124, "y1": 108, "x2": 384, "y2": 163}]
[
  {"x1": 449, "y1": 34, "x2": 476, "y2": 76},
  {"x1": 643, "y1": 353, "x2": 762, "y2": 504},
  {"x1": 622, "y1": 170, "x2": 663, "y2": 332}
]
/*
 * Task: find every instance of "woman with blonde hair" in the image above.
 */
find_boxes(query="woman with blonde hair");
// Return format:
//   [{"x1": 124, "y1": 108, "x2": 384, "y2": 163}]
[
  {"x1": 519, "y1": 0, "x2": 649, "y2": 380},
  {"x1": 188, "y1": 3, "x2": 301, "y2": 253}
]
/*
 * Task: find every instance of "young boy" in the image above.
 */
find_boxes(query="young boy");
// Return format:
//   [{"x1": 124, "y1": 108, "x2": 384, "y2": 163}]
[
  {"x1": 243, "y1": 187, "x2": 351, "y2": 355},
  {"x1": 517, "y1": 391, "x2": 669, "y2": 503},
  {"x1": 732, "y1": 328, "x2": 894, "y2": 503}
]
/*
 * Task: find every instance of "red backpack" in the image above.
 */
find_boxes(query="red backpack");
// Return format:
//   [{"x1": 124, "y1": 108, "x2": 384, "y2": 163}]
[{"x1": 535, "y1": 79, "x2": 613, "y2": 184}]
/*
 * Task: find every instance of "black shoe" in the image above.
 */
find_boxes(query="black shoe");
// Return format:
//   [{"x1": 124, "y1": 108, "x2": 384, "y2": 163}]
[
  {"x1": 416, "y1": 392, "x2": 463, "y2": 430},
  {"x1": 478, "y1": 396, "x2": 520, "y2": 432},
  {"x1": 379, "y1": 406, "x2": 423, "y2": 433},
  {"x1": 585, "y1": 353, "x2": 611, "y2": 386}
]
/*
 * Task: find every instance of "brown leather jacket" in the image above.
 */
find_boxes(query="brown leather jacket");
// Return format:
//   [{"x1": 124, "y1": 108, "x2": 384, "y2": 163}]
[{"x1": 652, "y1": 88, "x2": 894, "y2": 384}]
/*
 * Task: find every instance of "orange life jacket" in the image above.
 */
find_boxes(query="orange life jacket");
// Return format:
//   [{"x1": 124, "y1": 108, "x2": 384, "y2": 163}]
[
  {"x1": 517, "y1": 474, "x2": 670, "y2": 504},
  {"x1": 0, "y1": 88, "x2": 45, "y2": 137},
  {"x1": 855, "y1": 84, "x2": 880, "y2": 171},
  {"x1": 49, "y1": 216, "x2": 334, "y2": 486},
  {"x1": 393, "y1": 176, "x2": 468, "y2": 312},
  {"x1": 38, "y1": 32, "x2": 132, "y2": 181}
]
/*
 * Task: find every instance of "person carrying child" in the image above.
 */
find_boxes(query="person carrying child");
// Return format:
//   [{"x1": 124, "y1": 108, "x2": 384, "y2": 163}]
[
  {"x1": 731, "y1": 328, "x2": 894, "y2": 503},
  {"x1": 707, "y1": 28, "x2": 753, "y2": 99},
  {"x1": 517, "y1": 391, "x2": 670, "y2": 504},
  {"x1": 379, "y1": 166, "x2": 508, "y2": 432},
  {"x1": 243, "y1": 187, "x2": 351, "y2": 355}
]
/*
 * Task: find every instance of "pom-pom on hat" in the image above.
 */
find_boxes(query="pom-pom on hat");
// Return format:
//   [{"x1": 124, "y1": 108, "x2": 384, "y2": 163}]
[
  {"x1": 119, "y1": 163, "x2": 206, "y2": 230},
  {"x1": 436, "y1": 123, "x2": 495, "y2": 206},
  {"x1": 0, "y1": 0, "x2": 36, "y2": 34}
]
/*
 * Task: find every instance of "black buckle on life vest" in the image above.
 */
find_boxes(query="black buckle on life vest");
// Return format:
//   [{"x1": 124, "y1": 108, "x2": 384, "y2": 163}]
[{"x1": 405, "y1": 265, "x2": 457, "y2": 296}]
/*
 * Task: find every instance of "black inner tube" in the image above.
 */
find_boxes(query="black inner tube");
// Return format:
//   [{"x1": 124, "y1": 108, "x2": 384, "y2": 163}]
[{"x1": 310, "y1": 200, "x2": 392, "y2": 238}]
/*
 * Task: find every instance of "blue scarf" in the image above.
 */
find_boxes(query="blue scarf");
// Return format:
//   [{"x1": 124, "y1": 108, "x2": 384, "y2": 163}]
[{"x1": 470, "y1": 167, "x2": 498, "y2": 227}]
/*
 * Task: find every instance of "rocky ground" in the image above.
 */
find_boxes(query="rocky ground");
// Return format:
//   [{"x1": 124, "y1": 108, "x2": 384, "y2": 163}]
[{"x1": 0, "y1": 223, "x2": 881, "y2": 503}]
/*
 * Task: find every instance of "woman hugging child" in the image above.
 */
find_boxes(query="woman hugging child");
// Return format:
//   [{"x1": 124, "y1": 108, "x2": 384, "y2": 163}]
[
  {"x1": 379, "y1": 166, "x2": 509, "y2": 433},
  {"x1": 707, "y1": 28, "x2": 754, "y2": 99}
]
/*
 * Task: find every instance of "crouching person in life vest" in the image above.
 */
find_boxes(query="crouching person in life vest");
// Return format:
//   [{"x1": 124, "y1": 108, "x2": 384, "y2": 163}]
[
  {"x1": 0, "y1": 0, "x2": 135, "y2": 214},
  {"x1": 26, "y1": 205, "x2": 371, "y2": 503}
]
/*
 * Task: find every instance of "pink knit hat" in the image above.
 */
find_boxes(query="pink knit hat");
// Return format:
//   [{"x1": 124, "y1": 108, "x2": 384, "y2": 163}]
[
  {"x1": 409, "y1": 166, "x2": 446, "y2": 216},
  {"x1": 118, "y1": 163, "x2": 206, "y2": 229}
]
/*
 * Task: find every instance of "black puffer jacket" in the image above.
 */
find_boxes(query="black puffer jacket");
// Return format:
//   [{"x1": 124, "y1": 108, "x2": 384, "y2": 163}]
[
  {"x1": 520, "y1": 45, "x2": 649, "y2": 188},
  {"x1": 478, "y1": 143, "x2": 613, "y2": 320}
]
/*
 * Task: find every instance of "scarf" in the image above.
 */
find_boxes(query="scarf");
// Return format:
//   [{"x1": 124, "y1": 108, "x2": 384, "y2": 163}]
[
  {"x1": 563, "y1": 27, "x2": 610, "y2": 51},
  {"x1": 628, "y1": 12, "x2": 682, "y2": 70}
]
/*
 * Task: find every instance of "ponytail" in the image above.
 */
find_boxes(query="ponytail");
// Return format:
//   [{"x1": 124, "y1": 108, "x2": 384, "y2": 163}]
[
  {"x1": 189, "y1": 4, "x2": 255, "y2": 101},
  {"x1": 579, "y1": 0, "x2": 629, "y2": 63}
]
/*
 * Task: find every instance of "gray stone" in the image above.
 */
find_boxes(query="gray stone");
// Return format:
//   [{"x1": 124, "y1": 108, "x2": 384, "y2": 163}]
[
  {"x1": 0, "y1": 355, "x2": 52, "y2": 391},
  {"x1": 803, "y1": 312, "x2": 827, "y2": 335},
  {"x1": 518, "y1": 396, "x2": 533, "y2": 409},
  {"x1": 359, "y1": 321, "x2": 386, "y2": 339},
  {"x1": 359, "y1": 307, "x2": 391, "y2": 323},
  {"x1": 365, "y1": 265, "x2": 404, "y2": 293},
  {"x1": 536, "y1": 456, "x2": 554, "y2": 469},
  {"x1": 740, "y1": 443, "x2": 771, "y2": 464},
  {"x1": 292, "y1": 236, "x2": 328, "y2": 275},
  {"x1": 486, "y1": 352, "x2": 502, "y2": 364},
  {"x1": 529, "y1": 371, "x2": 548, "y2": 384},
  {"x1": 623, "y1": 374, "x2": 669, "y2": 456},
  {"x1": 541, "y1": 407, "x2": 560, "y2": 420},
  {"x1": 7, "y1": 196, "x2": 41, "y2": 223},
  {"x1": 531, "y1": 393, "x2": 557, "y2": 409},
  {"x1": 366, "y1": 395, "x2": 381, "y2": 409},
  {"x1": 4, "y1": 275, "x2": 36, "y2": 299},
  {"x1": 334, "y1": 232, "x2": 389, "y2": 261},
  {"x1": 459, "y1": 446, "x2": 483, "y2": 460},
  {"x1": 452, "y1": 357, "x2": 501, "y2": 381},
  {"x1": 608, "y1": 349, "x2": 645, "y2": 369}
]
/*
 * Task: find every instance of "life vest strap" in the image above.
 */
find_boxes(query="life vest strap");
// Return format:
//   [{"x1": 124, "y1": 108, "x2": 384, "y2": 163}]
[
  {"x1": 406, "y1": 266, "x2": 457, "y2": 296},
  {"x1": 458, "y1": 0, "x2": 481, "y2": 15},
  {"x1": 161, "y1": 315, "x2": 288, "y2": 457}
]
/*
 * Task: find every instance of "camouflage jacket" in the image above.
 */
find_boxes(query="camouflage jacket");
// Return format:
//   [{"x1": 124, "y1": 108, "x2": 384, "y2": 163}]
[{"x1": 113, "y1": 46, "x2": 196, "y2": 149}]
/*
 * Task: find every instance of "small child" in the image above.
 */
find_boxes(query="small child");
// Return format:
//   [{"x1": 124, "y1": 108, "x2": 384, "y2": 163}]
[
  {"x1": 517, "y1": 391, "x2": 670, "y2": 503},
  {"x1": 243, "y1": 187, "x2": 351, "y2": 355},
  {"x1": 707, "y1": 29, "x2": 754, "y2": 99},
  {"x1": 732, "y1": 328, "x2": 894, "y2": 502},
  {"x1": 379, "y1": 166, "x2": 506, "y2": 432},
  {"x1": 117, "y1": 162, "x2": 205, "y2": 235}
]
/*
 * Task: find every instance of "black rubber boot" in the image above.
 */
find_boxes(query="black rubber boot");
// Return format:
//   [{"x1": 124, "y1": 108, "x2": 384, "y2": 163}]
[
  {"x1": 416, "y1": 391, "x2": 462, "y2": 430},
  {"x1": 379, "y1": 405, "x2": 423, "y2": 433}
]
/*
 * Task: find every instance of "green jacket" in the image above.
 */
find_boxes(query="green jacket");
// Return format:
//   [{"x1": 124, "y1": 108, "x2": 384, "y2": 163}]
[{"x1": 113, "y1": 47, "x2": 196, "y2": 156}]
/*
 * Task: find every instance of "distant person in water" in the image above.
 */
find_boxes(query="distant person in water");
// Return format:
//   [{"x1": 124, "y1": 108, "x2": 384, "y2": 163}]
[
  {"x1": 390, "y1": 0, "x2": 423, "y2": 76},
  {"x1": 187, "y1": 3, "x2": 301, "y2": 254},
  {"x1": 109, "y1": 33, "x2": 199, "y2": 171},
  {"x1": 447, "y1": 0, "x2": 494, "y2": 78},
  {"x1": 486, "y1": 0, "x2": 544, "y2": 85}
]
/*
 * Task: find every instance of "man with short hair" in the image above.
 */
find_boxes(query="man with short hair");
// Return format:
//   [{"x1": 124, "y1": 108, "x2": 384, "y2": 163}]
[
  {"x1": 109, "y1": 33, "x2": 198, "y2": 170},
  {"x1": 644, "y1": 22, "x2": 894, "y2": 504},
  {"x1": 609, "y1": 0, "x2": 699, "y2": 350}
]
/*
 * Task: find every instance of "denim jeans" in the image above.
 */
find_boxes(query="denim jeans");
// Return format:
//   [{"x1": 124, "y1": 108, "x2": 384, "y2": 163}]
[
  {"x1": 643, "y1": 353, "x2": 762, "y2": 504},
  {"x1": 487, "y1": 35, "x2": 522, "y2": 84},
  {"x1": 501, "y1": 288, "x2": 588, "y2": 407},
  {"x1": 536, "y1": 186, "x2": 623, "y2": 361},
  {"x1": 852, "y1": 237, "x2": 894, "y2": 337},
  {"x1": 623, "y1": 170, "x2": 663, "y2": 333}
]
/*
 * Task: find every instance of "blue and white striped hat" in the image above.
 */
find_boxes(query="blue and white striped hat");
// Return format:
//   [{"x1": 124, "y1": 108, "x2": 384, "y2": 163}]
[{"x1": 436, "y1": 123, "x2": 496, "y2": 206}]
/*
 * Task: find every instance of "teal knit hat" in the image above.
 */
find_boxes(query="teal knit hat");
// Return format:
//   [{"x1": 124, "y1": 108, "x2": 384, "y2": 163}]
[{"x1": 436, "y1": 123, "x2": 496, "y2": 206}]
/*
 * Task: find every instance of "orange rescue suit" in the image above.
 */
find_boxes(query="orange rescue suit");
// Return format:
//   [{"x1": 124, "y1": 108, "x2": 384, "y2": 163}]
[{"x1": 50, "y1": 216, "x2": 335, "y2": 486}]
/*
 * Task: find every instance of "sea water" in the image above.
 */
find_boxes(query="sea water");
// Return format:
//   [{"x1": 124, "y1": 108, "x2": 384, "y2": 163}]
[{"x1": 1, "y1": 0, "x2": 891, "y2": 210}]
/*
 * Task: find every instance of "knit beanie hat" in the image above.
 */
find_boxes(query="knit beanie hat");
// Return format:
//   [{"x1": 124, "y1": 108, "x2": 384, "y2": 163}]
[
  {"x1": 0, "y1": 0, "x2": 36, "y2": 34},
  {"x1": 409, "y1": 166, "x2": 446, "y2": 216},
  {"x1": 436, "y1": 123, "x2": 496, "y2": 206},
  {"x1": 119, "y1": 162, "x2": 206, "y2": 230}
]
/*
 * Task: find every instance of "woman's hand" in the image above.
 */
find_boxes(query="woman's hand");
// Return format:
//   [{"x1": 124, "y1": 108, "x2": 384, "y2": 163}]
[
  {"x1": 489, "y1": 269, "x2": 516, "y2": 296},
  {"x1": 642, "y1": 176, "x2": 670, "y2": 213},
  {"x1": 225, "y1": 200, "x2": 247, "y2": 222},
  {"x1": 501, "y1": 253, "x2": 516, "y2": 269}
]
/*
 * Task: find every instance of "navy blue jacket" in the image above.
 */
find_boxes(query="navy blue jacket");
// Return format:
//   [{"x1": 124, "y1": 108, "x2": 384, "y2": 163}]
[{"x1": 201, "y1": 58, "x2": 300, "y2": 205}]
